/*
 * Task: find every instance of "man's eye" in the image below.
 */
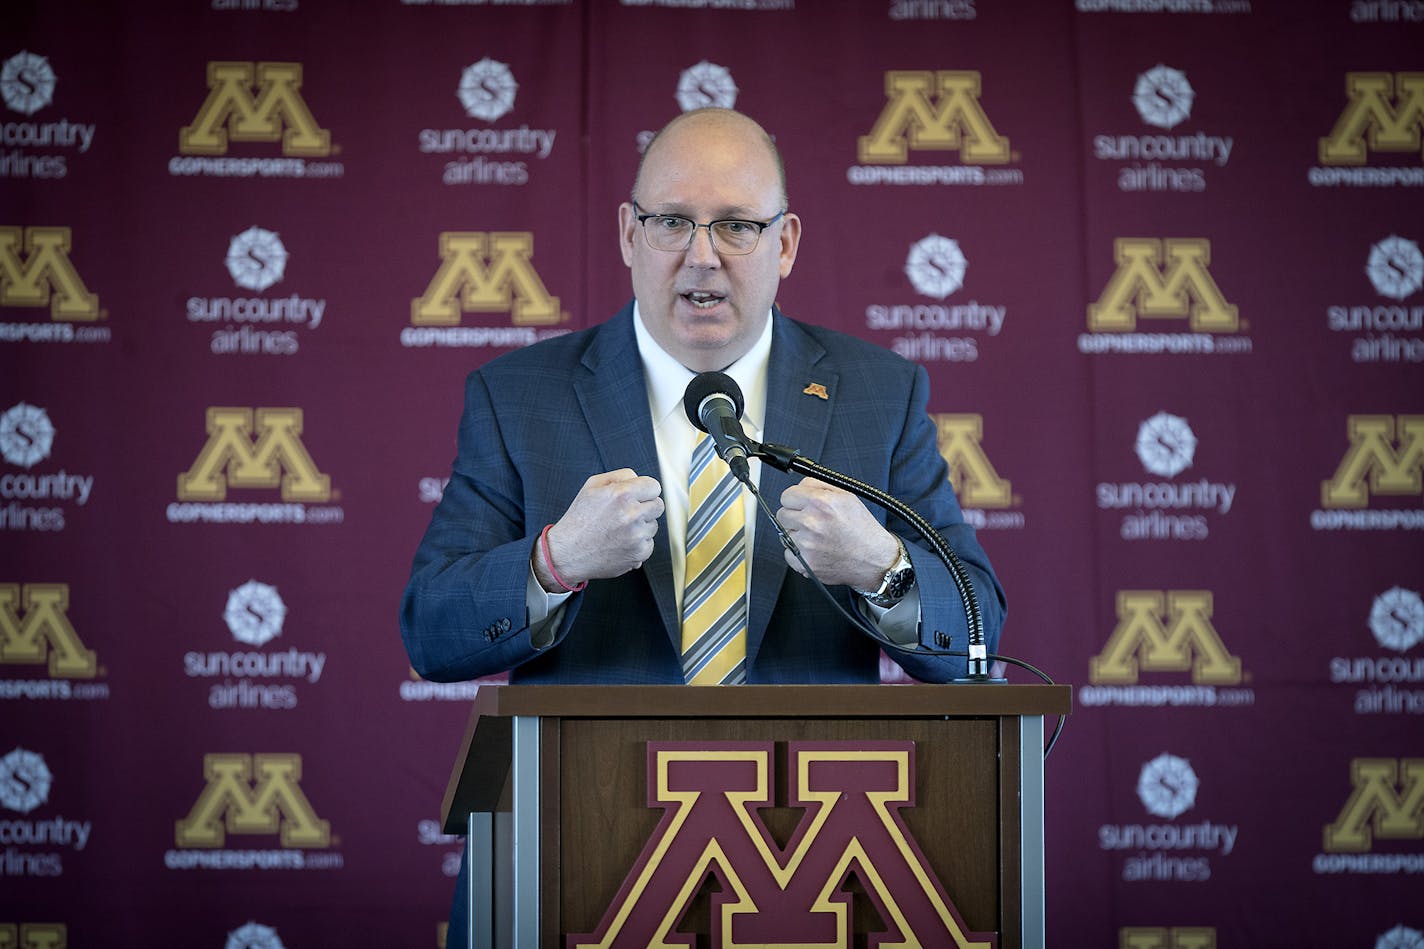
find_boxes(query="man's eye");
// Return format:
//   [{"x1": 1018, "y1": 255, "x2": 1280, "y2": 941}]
[
  {"x1": 655, "y1": 217, "x2": 690, "y2": 230},
  {"x1": 720, "y1": 221, "x2": 753, "y2": 235}
]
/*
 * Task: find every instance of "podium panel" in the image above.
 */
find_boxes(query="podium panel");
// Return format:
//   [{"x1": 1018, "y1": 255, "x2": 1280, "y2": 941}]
[{"x1": 442, "y1": 684, "x2": 1070, "y2": 949}]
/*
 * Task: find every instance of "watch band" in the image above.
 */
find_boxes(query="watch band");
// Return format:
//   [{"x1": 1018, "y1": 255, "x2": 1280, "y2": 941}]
[{"x1": 855, "y1": 536, "x2": 915, "y2": 608}]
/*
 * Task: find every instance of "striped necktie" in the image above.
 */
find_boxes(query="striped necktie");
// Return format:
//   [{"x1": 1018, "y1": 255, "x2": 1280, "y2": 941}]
[{"x1": 680, "y1": 433, "x2": 748, "y2": 685}]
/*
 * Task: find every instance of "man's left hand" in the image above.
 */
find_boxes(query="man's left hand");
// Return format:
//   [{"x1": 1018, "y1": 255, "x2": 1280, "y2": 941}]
[{"x1": 777, "y1": 478, "x2": 900, "y2": 590}]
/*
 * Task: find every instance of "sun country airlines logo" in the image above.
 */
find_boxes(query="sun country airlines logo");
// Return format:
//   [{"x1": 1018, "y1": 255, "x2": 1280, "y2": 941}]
[
  {"x1": 0, "y1": 747, "x2": 94, "y2": 877},
  {"x1": 1329, "y1": 586, "x2": 1424, "y2": 716},
  {"x1": 0, "y1": 225, "x2": 109, "y2": 345},
  {"x1": 418, "y1": 56, "x2": 558, "y2": 187},
  {"x1": 849, "y1": 70, "x2": 1022, "y2": 188},
  {"x1": 1092, "y1": 64, "x2": 1235, "y2": 193},
  {"x1": 1315, "y1": 756, "x2": 1424, "y2": 876},
  {"x1": 403, "y1": 231, "x2": 568, "y2": 349},
  {"x1": 0, "y1": 402, "x2": 96, "y2": 532},
  {"x1": 184, "y1": 226, "x2": 327, "y2": 356},
  {"x1": 168, "y1": 61, "x2": 343, "y2": 181},
  {"x1": 0, "y1": 50, "x2": 98, "y2": 181},
  {"x1": 167, "y1": 753, "x2": 343, "y2": 872},
  {"x1": 1313, "y1": 414, "x2": 1424, "y2": 532},
  {"x1": 1096, "y1": 411, "x2": 1237, "y2": 541},
  {"x1": 932, "y1": 414, "x2": 1023, "y2": 531},
  {"x1": 1081, "y1": 590, "x2": 1254, "y2": 710},
  {"x1": 632, "y1": 62, "x2": 738, "y2": 153},
  {"x1": 168, "y1": 407, "x2": 343, "y2": 527},
  {"x1": 1326, "y1": 235, "x2": 1424, "y2": 364},
  {"x1": 1098, "y1": 752, "x2": 1238, "y2": 884},
  {"x1": 0, "y1": 583, "x2": 108, "y2": 704},
  {"x1": 1079, "y1": 237, "x2": 1253, "y2": 356},
  {"x1": 1311, "y1": 72, "x2": 1424, "y2": 188},
  {"x1": 566, "y1": 741, "x2": 995, "y2": 948},
  {"x1": 183, "y1": 580, "x2": 327, "y2": 711},
  {"x1": 864, "y1": 234, "x2": 1009, "y2": 364}
]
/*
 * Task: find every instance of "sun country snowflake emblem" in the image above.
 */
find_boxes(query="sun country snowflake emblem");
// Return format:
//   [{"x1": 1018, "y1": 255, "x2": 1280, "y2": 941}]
[
  {"x1": 0, "y1": 747, "x2": 53, "y2": 814},
  {"x1": 1376, "y1": 925, "x2": 1424, "y2": 949},
  {"x1": 1136, "y1": 753, "x2": 1199, "y2": 820},
  {"x1": 676, "y1": 61, "x2": 738, "y2": 112},
  {"x1": 1365, "y1": 236, "x2": 1424, "y2": 301},
  {"x1": 1133, "y1": 65, "x2": 1194, "y2": 131},
  {"x1": 457, "y1": 57, "x2": 517, "y2": 123},
  {"x1": 1134, "y1": 411, "x2": 1196, "y2": 478},
  {"x1": 224, "y1": 580, "x2": 288, "y2": 647},
  {"x1": 225, "y1": 226, "x2": 289, "y2": 293},
  {"x1": 904, "y1": 235, "x2": 968, "y2": 300},
  {"x1": 1369, "y1": 587, "x2": 1424, "y2": 653},
  {"x1": 1, "y1": 51, "x2": 57, "y2": 116},
  {"x1": 226, "y1": 921, "x2": 286, "y2": 949},
  {"x1": 0, "y1": 402, "x2": 56, "y2": 469}
]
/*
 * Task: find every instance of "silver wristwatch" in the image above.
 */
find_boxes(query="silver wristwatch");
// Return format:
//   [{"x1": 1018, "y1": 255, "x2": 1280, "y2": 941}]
[{"x1": 855, "y1": 537, "x2": 915, "y2": 607}]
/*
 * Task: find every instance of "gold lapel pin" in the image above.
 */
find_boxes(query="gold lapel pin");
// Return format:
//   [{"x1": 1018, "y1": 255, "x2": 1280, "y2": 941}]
[{"x1": 802, "y1": 383, "x2": 829, "y2": 400}]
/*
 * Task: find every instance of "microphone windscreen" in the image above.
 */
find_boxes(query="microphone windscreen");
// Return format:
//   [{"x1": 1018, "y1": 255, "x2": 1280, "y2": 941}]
[{"x1": 682, "y1": 371, "x2": 745, "y2": 431}]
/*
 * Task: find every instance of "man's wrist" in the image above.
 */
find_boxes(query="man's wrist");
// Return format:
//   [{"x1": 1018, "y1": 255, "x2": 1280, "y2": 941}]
[{"x1": 853, "y1": 536, "x2": 915, "y2": 607}]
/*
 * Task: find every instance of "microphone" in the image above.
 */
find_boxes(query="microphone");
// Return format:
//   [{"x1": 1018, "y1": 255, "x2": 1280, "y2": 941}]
[{"x1": 683, "y1": 371, "x2": 753, "y2": 483}]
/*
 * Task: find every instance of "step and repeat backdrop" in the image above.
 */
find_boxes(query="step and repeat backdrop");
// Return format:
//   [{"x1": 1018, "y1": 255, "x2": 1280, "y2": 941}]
[{"x1": 3, "y1": 0, "x2": 1422, "y2": 946}]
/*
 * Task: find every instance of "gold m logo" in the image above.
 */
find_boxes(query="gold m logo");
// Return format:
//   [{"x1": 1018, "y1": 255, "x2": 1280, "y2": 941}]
[
  {"x1": 1089, "y1": 591, "x2": 1242, "y2": 686},
  {"x1": 0, "y1": 226, "x2": 100, "y2": 321},
  {"x1": 176, "y1": 407, "x2": 331, "y2": 502},
  {"x1": 0, "y1": 583, "x2": 96, "y2": 678},
  {"x1": 0, "y1": 924, "x2": 68, "y2": 949},
  {"x1": 1120, "y1": 928, "x2": 1217, "y2": 949},
  {"x1": 934, "y1": 414, "x2": 1012, "y2": 508},
  {"x1": 1323, "y1": 758, "x2": 1424, "y2": 852},
  {"x1": 175, "y1": 753, "x2": 330, "y2": 848},
  {"x1": 1319, "y1": 72, "x2": 1424, "y2": 165},
  {"x1": 570, "y1": 742, "x2": 991, "y2": 948},
  {"x1": 1088, "y1": 239, "x2": 1238, "y2": 333},
  {"x1": 1321, "y1": 415, "x2": 1424, "y2": 508},
  {"x1": 411, "y1": 232, "x2": 562, "y2": 327},
  {"x1": 858, "y1": 71, "x2": 1010, "y2": 165},
  {"x1": 179, "y1": 62, "x2": 331, "y2": 157}
]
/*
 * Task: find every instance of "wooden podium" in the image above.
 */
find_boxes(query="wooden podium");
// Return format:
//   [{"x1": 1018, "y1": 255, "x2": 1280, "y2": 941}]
[{"x1": 442, "y1": 684, "x2": 1070, "y2": 949}]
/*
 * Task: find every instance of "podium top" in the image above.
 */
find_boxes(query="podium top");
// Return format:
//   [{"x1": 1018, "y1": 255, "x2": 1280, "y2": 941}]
[{"x1": 471, "y1": 682, "x2": 1072, "y2": 718}]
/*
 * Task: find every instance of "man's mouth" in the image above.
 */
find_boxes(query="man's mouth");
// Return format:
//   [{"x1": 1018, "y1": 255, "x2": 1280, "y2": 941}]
[{"x1": 682, "y1": 291, "x2": 725, "y2": 310}]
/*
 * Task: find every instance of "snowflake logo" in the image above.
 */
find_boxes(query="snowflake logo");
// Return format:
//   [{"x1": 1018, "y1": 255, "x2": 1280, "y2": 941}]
[
  {"x1": 1134, "y1": 411, "x2": 1196, "y2": 478},
  {"x1": 904, "y1": 235, "x2": 968, "y2": 300},
  {"x1": 1369, "y1": 587, "x2": 1424, "y2": 653},
  {"x1": 1133, "y1": 65, "x2": 1194, "y2": 131},
  {"x1": 0, "y1": 402, "x2": 56, "y2": 469},
  {"x1": 1, "y1": 51, "x2": 57, "y2": 116},
  {"x1": 1137, "y1": 752, "x2": 1199, "y2": 820},
  {"x1": 1365, "y1": 236, "x2": 1424, "y2": 301},
  {"x1": 676, "y1": 61, "x2": 738, "y2": 112},
  {"x1": 0, "y1": 748, "x2": 53, "y2": 814},
  {"x1": 224, "y1": 580, "x2": 288, "y2": 647},
  {"x1": 225, "y1": 226, "x2": 289, "y2": 293},
  {"x1": 1377, "y1": 925, "x2": 1424, "y2": 949},
  {"x1": 227, "y1": 922, "x2": 285, "y2": 949},
  {"x1": 457, "y1": 58, "x2": 517, "y2": 123}
]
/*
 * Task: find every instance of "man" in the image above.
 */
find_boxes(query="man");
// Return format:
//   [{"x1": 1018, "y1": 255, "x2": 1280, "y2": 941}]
[{"x1": 401, "y1": 106, "x2": 1006, "y2": 944}]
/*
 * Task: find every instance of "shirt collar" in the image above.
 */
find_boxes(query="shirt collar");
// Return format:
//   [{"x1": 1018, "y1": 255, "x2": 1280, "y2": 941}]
[{"x1": 632, "y1": 302, "x2": 772, "y2": 438}]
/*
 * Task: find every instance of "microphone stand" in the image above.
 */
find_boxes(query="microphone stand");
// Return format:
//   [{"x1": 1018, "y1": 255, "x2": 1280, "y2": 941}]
[{"x1": 749, "y1": 440, "x2": 1000, "y2": 683}]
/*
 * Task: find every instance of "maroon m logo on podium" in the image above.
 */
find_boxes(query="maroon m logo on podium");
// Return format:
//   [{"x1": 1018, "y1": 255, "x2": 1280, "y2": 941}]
[{"x1": 567, "y1": 740, "x2": 996, "y2": 948}]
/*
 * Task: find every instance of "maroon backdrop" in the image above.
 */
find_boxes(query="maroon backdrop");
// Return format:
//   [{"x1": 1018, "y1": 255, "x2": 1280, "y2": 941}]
[{"x1": 3, "y1": 1, "x2": 1422, "y2": 946}]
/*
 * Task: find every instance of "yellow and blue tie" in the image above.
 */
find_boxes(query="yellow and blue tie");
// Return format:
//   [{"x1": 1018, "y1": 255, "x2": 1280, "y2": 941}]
[{"x1": 680, "y1": 433, "x2": 748, "y2": 685}]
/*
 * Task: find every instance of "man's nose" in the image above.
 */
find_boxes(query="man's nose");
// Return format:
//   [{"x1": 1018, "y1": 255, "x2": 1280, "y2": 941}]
[{"x1": 684, "y1": 225, "x2": 721, "y2": 266}]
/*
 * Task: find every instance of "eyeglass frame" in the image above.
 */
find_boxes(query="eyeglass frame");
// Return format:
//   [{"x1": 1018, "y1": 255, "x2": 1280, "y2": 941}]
[{"x1": 630, "y1": 200, "x2": 788, "y2": 256}]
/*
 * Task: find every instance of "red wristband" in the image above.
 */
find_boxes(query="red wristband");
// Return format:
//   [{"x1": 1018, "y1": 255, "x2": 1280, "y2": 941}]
[{"x1": 540, "y1": 524, "x2": 587, "y2": 593}]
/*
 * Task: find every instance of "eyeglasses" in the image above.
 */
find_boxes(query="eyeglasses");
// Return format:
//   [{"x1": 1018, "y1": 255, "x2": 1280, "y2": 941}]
[{"x1": 632, "y1": 201, "x2": 786, "y2": 256}]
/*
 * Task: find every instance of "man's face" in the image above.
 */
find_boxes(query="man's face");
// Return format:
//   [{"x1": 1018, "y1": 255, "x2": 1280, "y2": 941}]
[{"x1": 618, "y1": 117, "x2": 801, "y2": 372}]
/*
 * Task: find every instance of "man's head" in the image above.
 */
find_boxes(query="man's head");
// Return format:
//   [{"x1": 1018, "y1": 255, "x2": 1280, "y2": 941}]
[{"x1": 619, "y1": 109, "x2": 801, "y2": 372}]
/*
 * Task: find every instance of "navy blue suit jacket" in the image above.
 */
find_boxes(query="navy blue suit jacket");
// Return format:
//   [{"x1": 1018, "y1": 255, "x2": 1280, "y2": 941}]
[{"x1": 400, "y1": 303, "x2": 1005, "y2": 684}]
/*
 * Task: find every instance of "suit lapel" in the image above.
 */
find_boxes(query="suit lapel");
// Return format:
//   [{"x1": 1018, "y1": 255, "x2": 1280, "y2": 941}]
[
  {"x1": 571, "y1": 306, "x2": 680, "y2": 643},
  {"x1": 747, "y1": 310, "x2": 836, "y2": 667}
]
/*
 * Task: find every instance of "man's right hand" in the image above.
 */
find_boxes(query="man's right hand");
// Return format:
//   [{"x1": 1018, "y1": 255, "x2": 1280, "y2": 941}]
[{"x1": 533, "y1": 469, "x2": 664, "y2": 592}]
